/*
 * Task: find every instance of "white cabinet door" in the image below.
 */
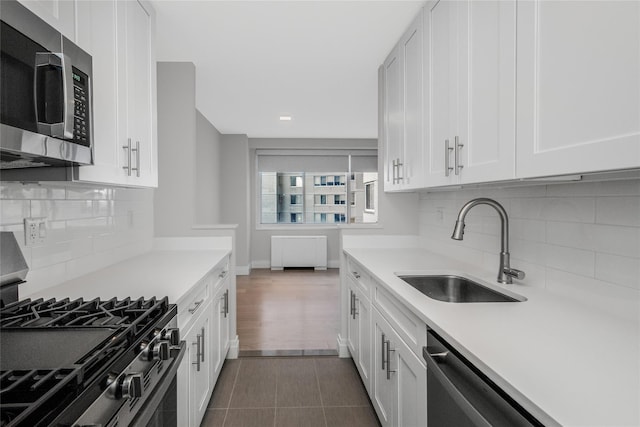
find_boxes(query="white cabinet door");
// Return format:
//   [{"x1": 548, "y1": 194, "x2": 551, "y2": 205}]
[
  {"x1": 188, "y1": 299, "x2": 213, "y2": 427},
  {"x1": 393, "y1": 332, "x2": 427, "y2": 427},
  {"x1": 456, "y1": 0, "x2": 516, "y2": 183},
  {"x1": 75, "y1": 0, "x2": 129, "y2": 186},
  {"x1": 346, "y1": 278, "x2": 372, "y2": 394},
  {"x1": 18, "y1": 0, "x2": 75, "y2": 41},
  {"x1": 75, "y1": 0, "x2": 157, "y2": 187},
  {"x1": 372, "y1": 307, "x2": 427, "y2": 427},
  {"x1": 424, "y1": 0, "x2": 457, "y2": 187},
  {"x1": 383, "y1": 44, "x2": 404, "y2": 192},
  {"x1": 382, "y1": 12, "x2": 425, "y2": 191},
  {"x1": 372, "y1": 309, "x2": 395, "y2": 427},
  {"x1": 425, "y1": 0, "x2": 516, "y2": 186},
  {"x1": 400, "y1": 12, "x2": 425, "y2": 189},
  {"x1": 123, "y1": 0, "x2": 157, "y2": 187},
  {"x1": 516, "y1": 0, "x2": 640, "y2": 178}
]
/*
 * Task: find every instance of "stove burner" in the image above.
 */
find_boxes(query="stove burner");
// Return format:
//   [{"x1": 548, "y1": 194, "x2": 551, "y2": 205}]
[{"x1": 0, "y1": 296, "x2": 172, "y2": 427}]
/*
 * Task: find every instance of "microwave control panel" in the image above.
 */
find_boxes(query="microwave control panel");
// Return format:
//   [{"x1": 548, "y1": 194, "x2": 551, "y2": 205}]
[{"x1": 72, "y1": 67, "x2": 90, "y2": 147}]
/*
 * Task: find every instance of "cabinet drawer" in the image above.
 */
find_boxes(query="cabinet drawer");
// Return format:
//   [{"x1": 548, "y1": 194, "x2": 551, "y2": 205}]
[
  {"x1": 347, "y1": 257, "x2": 373, "y2": 299},
  {"x1": 178, "y1": 276, "x2": 211, "y2": 330},
  {"x1": 374, "y1": 284, "x2": 426, "y2": 359},
  {"x1": 210, "y1": 258, "x2": 230, "y2": 293}
]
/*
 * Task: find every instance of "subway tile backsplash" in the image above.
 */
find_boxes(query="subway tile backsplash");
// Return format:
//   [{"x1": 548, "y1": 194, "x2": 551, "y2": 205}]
[
  {"x1": 1, "y1": 182, "x2": 154, "y2": 297},
  {"x1": 418, "y1": 178, "x2": 640, "y2": 314}
]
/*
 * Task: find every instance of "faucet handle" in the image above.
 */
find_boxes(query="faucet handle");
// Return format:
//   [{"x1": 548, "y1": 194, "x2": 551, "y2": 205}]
[{"x1": 503, "y1": 267, "x2": 525, "y2": 281}]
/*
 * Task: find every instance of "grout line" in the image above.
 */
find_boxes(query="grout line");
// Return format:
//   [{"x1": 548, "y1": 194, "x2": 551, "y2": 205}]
[
  {"x1": 274, "y1": 359, "x2": 279, "y2": 427},
  {"x1": 222, "y1": 359, "x2": 242, "y2": 426},
  {"x1": 313, "y1": 358, "x2": 329, "y2": 427}
]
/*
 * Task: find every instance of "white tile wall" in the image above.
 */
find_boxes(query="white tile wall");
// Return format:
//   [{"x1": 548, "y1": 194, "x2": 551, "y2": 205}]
[
  {"x1": 1, "y1": 182, "x2": 154, "y2": 297},
  {"x1": 418, "y1": 179, "x2": 640, "y2": 315}
]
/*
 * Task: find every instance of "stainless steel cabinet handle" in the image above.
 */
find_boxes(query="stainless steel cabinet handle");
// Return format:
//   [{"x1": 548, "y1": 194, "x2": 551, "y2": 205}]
[
  {"x1": 454, "y1": 136, "x2": 464, "y2": 175},
  {"x1": 192, "y1": 334, "x2": 201, "y2": 371},
  {"x1": 188, "y1": 299, "x2": 204, "y2": 314},
  {"x1": 353, "y1": 271, "x2": 361, "y2": 279},
  {"x1": 381, "y1": 333, "x2": 386, "y2": 370},
  {"x1": 223, "y1": 290, "x2": 229, "y2": 317},
  {"x1": 219, "y1": 270, "x2": 228, "y2": 279},
  {"x1": 131, "y1": 140, "x2": 140, "y2": 177},
  {"x1": 445, "y1": 139, "x2": 454, "y2": 177},
  {"x1": 200, "y1": 327, "x2": 205, "y2": 362},
  {"x1": 123, "y1": 138, "x2": 132, "y2": 176},
  {"x1": 396, "y1": 157, "x2": 403, "y2": 182},
  {"x1": 349, "y1": 291, "x2": 354, "y2": 318},
  {"x1": 386, "y1": 339, "x2": 396, "y2": 380}
]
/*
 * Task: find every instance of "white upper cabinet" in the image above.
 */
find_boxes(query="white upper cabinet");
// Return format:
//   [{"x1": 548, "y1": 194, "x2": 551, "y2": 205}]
[
  {"x1": 425, "y1": 0, "x2": 516, "y2": 186},
  {"x1": 516, "y1": 0, "x2": 640, "y2": 178},
  {"x1": 382, "y1": 12, "x2": 425, "y2": 191},
  {"x1": 17, "y1": 0, "x2": 75, "y2": 41},
  {"x1": 75, "y1": 0, "x2": 158, "y2": 187},
  {"x1": 382, "y1": 44, "x2": 403, "y2": 192}
]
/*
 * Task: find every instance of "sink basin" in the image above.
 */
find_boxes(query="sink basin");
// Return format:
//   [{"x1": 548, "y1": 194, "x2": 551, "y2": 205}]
[{"x1": 398, "y1": 275, "x2": 522, "y2": 303}]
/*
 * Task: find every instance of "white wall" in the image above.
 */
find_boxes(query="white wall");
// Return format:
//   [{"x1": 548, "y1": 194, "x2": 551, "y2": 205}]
[
  {"x1": 0, "y1": 182, "x2": 154, "y2": 297},
  {"x1": 418, "y1": 178, "x2": 640, "y2": 305},
  {"x1": 196, "y1": 110, "x2": 222, "y2": 224}
]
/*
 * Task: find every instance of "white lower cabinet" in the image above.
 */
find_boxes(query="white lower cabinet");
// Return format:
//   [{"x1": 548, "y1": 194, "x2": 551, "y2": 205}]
[
  {"x1": 177, "y1": 257, "x2": 232, "y2": 427},
  {"x1": 372, "y1": 306, "x2": 427, "y2": 427},
  {"x1": 346, "y1": 276, "x2": 372, "y2": 394},
  {"x1": 186, "y1": 299, "x2": 213, "y2": 426}
]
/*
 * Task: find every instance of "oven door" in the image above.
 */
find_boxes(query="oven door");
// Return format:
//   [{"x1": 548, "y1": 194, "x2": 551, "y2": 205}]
[{"x1": 131, "y1": 342, "x2": 186, "y2": 427}]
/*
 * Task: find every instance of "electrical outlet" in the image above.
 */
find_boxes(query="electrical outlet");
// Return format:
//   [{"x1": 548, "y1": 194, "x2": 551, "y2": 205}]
[{"x1": 24, "y1": 217, "x2": 47, "y2": 246}]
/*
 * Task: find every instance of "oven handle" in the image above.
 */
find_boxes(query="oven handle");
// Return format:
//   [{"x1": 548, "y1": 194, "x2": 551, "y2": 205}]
[
  {"x1": 423, "y1": 346, "x2": 492, "y2": 427},
  {"x1": 129, "y1": 341, "x2": 186, "y2": 427}
]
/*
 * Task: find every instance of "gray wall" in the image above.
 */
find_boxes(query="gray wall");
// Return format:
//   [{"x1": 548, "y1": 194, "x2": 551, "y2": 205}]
[
  {"x1": 196, "y1": 110, "x2": 222, "y2": 224},
  {"x1": 155, "y1": 62, "x2": 226, "y2": 236},
  {"x1": 154, "y1": 62, "x2": 197, "y2": 236},
  {"x1": 220, "y1": 135, "x2": 251, "y2": 272}
]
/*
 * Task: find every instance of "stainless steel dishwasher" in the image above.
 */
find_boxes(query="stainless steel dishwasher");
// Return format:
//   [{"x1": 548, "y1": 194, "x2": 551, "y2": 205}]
[{"x1": 423, "y1": 329, "x2": 544, "y2": 427}]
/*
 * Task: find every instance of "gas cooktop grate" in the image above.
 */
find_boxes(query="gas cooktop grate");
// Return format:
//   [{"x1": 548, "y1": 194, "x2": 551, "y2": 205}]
[{"x1": 0, "y1": 368, "x2": 81, "y2": 427}]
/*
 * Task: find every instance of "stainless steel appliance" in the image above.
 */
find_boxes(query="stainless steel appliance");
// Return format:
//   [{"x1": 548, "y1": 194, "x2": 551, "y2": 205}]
[
  {"x1": 423, "y1": 329, "x2": 543, "y2": 427},
  {"x1": 0, "y1": 232, "x2": 28, "y2": 306},
  {"x1": 0, "y1": 297, "x2": 185, "y2": 427},
  {"x1": 0, "y1": 0, "x2": 93, "y2": 170}
]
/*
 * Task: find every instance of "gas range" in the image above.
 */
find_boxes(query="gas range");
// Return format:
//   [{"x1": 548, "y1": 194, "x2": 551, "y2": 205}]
[{"x1": 0, "y1": 297, "x2": 185, "y2": 427}]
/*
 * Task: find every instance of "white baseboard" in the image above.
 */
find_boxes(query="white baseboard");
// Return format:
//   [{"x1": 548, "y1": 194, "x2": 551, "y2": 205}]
[
  {"x1": 235, "y1": 265, "x2": 250, "y2": 275},
  {"x1": 337, "y1": 334, "x2": 350, "y2": 358},
  {"x1": 251, "y1": 260, "x2": 271, "y2": 269},
  {"x1": 227, "y1": 336, "x2": 239, "y2": 359}
]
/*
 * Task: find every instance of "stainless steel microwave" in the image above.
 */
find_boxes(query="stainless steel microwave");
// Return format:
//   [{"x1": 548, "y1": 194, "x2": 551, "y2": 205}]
[{"x1": 0, "y1": 0, "x2": 93, "y2": 170}]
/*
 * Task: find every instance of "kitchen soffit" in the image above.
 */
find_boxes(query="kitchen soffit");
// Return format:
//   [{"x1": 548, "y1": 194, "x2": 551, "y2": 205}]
[{"x1": 152, "y1": 0, "x2": 424, "y2": 139}]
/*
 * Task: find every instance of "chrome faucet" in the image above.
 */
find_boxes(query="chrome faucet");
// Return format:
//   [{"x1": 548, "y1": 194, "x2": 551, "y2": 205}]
[{"x1": 451, "y1": 198, "x2": 525, "y2": 284}]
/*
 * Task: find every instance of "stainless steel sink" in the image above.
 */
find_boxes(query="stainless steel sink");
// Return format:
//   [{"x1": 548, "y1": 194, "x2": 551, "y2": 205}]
[{"x1": 398, "y1": 275, "x2": 522, "y2": 303}]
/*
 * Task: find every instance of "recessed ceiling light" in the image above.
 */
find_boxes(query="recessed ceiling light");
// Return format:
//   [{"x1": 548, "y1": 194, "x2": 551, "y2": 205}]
[{"x1": 279, "y1": 115, "x2": 292, "y2": 121}]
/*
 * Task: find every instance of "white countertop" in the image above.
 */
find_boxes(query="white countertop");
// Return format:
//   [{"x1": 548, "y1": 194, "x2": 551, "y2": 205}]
[
  {"x1": 345, "y1": 247, "x2": 640, "y2": 427},
  {"x1": 29, "y1": 250, "x2": 231, "y2": 306}
]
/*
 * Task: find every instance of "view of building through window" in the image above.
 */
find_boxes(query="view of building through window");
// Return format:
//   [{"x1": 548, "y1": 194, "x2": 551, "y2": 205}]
[{"x1": 260, "y1": 172, "x2": 377, "y2": 224}]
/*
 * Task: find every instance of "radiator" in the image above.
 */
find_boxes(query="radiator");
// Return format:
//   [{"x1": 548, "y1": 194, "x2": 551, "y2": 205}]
[{"x1": 270, "y1": 236, "x2": 327, "y2": 270}]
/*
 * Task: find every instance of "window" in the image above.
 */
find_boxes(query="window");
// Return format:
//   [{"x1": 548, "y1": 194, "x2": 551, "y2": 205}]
[
  {"x1": 365, "y1": 181, "x2": 375, "y2": 212},
  {"x1": 257, "y1": 150, "x2": 378, "y2": 226}
]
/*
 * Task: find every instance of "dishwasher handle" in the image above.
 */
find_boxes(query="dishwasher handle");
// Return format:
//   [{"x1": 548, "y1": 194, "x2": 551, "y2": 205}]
[{"x1": 423, "y1": 346, "x2": 493, "y2": 427}]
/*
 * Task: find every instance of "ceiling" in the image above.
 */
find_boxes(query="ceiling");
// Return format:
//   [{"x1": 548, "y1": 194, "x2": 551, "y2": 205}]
[{"x1": 151, "y1": 1, "x2": 424, "y2": 139}]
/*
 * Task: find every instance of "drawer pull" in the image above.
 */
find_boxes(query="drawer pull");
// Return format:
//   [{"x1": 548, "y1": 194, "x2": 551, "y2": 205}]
[{"x1": 188, "y1": 299, "x2": 204, "y2": 314}]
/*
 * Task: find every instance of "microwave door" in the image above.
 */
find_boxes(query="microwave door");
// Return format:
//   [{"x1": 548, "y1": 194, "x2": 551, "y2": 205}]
[{"x1": 35, "y1": 52, "x2": 74, "y2": 139}]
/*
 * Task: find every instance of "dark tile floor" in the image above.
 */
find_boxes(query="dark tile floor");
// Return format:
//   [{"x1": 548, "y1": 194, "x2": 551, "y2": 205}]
[{"x1": 201, "y1": 356, "x2": 380, "y2": 427}]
